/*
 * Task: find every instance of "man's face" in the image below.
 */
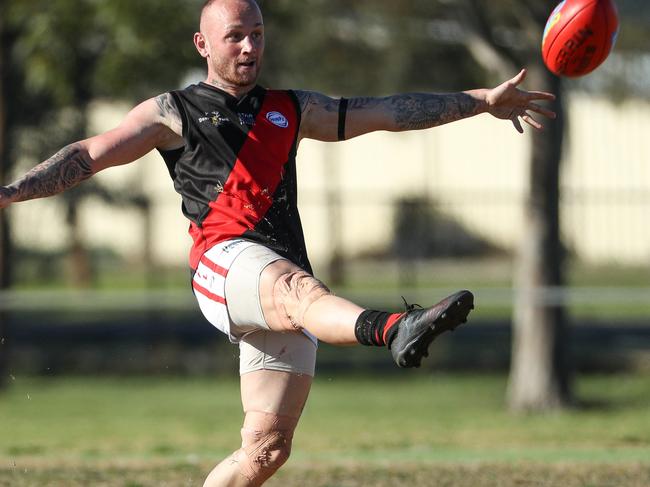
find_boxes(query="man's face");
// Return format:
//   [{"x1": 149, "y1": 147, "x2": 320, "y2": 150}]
[{"x1": 197, "y1": 0, "x2": 265, "y2": 92}]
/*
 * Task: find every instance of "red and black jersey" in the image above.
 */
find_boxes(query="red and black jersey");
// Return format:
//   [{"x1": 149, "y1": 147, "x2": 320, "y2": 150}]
[{"x1": 159, "y1": 83, "x2": 312, "y2": 272}]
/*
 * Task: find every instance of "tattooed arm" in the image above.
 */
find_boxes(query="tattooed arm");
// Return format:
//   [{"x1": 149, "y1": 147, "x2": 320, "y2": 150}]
[
  {"x1": 0, "y1": 144, "x2": 94, "y2": 206},
  {"x1": 296, "y1": 69, "x2": 556, "y2": 142},
  {"x1": 0, "y1": 94, "x2": 183, "y2": 209}
]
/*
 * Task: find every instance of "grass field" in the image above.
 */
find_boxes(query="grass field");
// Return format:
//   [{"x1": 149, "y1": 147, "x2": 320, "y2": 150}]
[{"x1": 1, "y1": 373, "x2": 649, "y2": 486}]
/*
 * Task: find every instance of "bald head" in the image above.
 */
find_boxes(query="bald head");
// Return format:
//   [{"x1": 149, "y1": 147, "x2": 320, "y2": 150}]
[
  {"x1": 200, "y1": 0, "x2": 261, "y2": 31},
  {"x1": 194, "y1": 0, "x2": 265, "y2": 97}
]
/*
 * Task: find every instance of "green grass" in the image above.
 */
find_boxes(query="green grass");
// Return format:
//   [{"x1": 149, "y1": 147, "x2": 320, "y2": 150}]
[{"x1": 1, "y1": 374, "x2": 649, "y2": 485}]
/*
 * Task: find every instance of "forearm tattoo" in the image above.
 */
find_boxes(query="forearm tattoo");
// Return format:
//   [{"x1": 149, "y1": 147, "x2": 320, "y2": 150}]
[
  {"x1": 293, "y1": 90, "x2": 479, "y2": 138},
  {"x1": 389, "y1": 93, "x2": 479, "y2": 130},
  {"x1": 8, "y1": 143, "x2": 93, "y2": 202}
]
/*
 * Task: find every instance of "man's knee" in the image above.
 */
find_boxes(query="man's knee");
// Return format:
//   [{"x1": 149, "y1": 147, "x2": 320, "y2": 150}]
[
  {"x1": 273, "y1": 270, "x2": 331, "y2": 331},
  {"x1": 233, "y1": 411, "x2": 298, "y2": 482}
]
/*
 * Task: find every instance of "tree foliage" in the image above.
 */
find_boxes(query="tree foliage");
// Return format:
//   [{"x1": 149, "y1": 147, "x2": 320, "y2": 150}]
[{"x1": 260, "y1": 0, "x2": 483, "y2": 94}]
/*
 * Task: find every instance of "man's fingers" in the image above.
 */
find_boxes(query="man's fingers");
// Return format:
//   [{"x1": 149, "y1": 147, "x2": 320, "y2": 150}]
[
  {"x1": 528, "y1": 102, "x2": 556, "y2": 119},
  {"x1": 510, "y1": 68, "x2": 527, "y2": 87},
  {"x1": 525, "y1": 90, "x2": 556, "y2": 101},
  {"x1": 522, "y1": 113, "x2": 543, "y2": 130},
  {"x1": 511, "y1": 117, "x2": 524, "y2": 133}
]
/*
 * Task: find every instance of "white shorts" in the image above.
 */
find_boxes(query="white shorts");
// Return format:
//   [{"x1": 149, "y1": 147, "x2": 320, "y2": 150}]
[{"x1": 192, "y1": 239, "x2": 317, "y2": 376}]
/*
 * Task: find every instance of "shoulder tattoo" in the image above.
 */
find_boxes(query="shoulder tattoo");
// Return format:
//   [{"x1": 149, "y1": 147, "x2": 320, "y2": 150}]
[
  {"x1": 295, "y1": 90, "x2": 339, "y2": 115},
  {"x1": 155, "y1": 93, "x2": 182, "y2": 133}
]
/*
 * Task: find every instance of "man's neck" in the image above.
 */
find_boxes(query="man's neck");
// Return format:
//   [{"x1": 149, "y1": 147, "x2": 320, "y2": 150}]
[{"x1": 205, "y1": 78, "x2": 255, "y2": 99}]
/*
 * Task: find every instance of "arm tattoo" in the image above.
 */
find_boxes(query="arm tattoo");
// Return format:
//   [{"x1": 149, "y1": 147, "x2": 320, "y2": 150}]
[
  {"x1": 8, "y1": 143, "x2": 94, "y2": 202},
  {"x1": 155, "y1": 93, "x2": 182, "y2": 132},
  {"x1": 294, "y1": 90, "x2": 312, "y2": 113},
  {"x1": 347, "y1": 97, "x2": 382, "y2": 110},
  {"x1": 389, "y1": 93, "x2": 479, "y2": 130},
  {"x1": 294, "y1": 90, "x2": 339, "y2": 115}
]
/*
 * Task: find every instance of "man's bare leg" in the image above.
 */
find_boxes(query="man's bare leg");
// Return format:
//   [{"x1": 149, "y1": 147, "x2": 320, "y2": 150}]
[
  {"x1": 259, "y1": 258, "x2": 475, "y2": 367},
  {"x1": 202, "y1": 370, "x2": 312, "y2": 487},
  {"x1": 259, "y1": 259, "x2": 362, "y2": 344}
]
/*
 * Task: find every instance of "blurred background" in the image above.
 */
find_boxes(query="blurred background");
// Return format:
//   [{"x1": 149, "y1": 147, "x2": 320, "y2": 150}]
[
  {"x1": 1, "y1": 0, "x2": 650, "y2": 402},
  {"x1": 0, "y1": 1, "x2": 649, "y2": 478}
]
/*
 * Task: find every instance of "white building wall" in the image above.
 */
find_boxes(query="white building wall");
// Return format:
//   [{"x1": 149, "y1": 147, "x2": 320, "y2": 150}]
[{"x1": 10, "y1": 94, "x2": 650, "y2": 267}]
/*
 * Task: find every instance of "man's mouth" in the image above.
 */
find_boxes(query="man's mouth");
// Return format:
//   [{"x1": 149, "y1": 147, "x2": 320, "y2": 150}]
[{"x1": 238, "y1": 60, "x2": 256, "y2": 68}]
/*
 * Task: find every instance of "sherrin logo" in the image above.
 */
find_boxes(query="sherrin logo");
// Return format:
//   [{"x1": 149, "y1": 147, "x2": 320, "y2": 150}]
[{"x1": 266, "y1": 111, "x2": 289, "y2": 128}]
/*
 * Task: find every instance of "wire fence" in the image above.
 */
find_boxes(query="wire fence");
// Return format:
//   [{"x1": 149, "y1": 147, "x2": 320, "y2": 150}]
[{"x1": 0, "y1": 286, "x2": 648, "y2": 313}]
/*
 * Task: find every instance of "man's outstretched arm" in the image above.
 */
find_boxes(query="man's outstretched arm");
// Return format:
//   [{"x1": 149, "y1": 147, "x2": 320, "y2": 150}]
[
  {"x1": 0, "y1": 94, "x2": 182, "y2": 210},
  {"x1": 296, "y1": 68, "x2": 556, "y2": 142},
  {"x1": 0, "y1": 144, "x2": 94, "y2": 206}
]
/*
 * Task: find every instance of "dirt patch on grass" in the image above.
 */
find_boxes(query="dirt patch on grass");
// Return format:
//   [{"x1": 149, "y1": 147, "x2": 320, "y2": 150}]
[{"x1": 1, "y1": 461, "x2": 649, "y2": 487}]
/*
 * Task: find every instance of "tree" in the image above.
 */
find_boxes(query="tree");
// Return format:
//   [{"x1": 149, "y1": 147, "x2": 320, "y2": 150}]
[
  {"x1": 509, "y1": 66, "x2": 570, "y2": 410},
  {"x1": 0, "y1": 0, "x2": 203, "y2": 388},
  {"x1": 0, "y1": 1, "x2": 12, "y2": 390},
  {"x1": 2, "y1": 0, "x2": 206, "y2": 289},
  {"x1": 454, "y1": 0, "x2": 571, "y2": 411}
]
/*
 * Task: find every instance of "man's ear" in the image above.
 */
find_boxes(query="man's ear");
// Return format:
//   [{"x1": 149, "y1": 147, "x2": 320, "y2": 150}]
[{"x1": 194, "y1": 32, "x2": 209, "y2": 58}]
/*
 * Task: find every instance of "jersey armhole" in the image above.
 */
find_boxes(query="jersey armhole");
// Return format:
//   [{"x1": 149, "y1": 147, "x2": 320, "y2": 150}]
[
  {"x1": 169, "y1": 90, "x2": 189, "y2": 139},
  {"x1": 287, "y1": 90, "x2": 303, "y2": 156}
]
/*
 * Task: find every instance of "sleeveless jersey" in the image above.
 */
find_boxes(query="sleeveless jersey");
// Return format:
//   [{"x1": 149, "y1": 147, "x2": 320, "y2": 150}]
[{"x1": 159, "y1": 83, "x2": 312, "y2": 272}]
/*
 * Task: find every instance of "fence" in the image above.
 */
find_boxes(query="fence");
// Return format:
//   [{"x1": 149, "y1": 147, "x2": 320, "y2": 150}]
[{"x1": 6, "y1": 93, "x2": 650, "y2": 278}]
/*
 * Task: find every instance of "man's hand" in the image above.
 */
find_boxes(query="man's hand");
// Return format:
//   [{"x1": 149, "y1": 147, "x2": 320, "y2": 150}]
[
  {"x1": 0, "y1": 186, "x2": 16, "y2": 210},
  {"x1": 484, "y1": 68, "x2": 557, "y2": 133}
]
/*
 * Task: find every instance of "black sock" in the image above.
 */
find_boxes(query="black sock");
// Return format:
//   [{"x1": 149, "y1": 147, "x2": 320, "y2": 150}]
[{"x1": 354, "y1": 310, "x2": 404, "y2": 347}]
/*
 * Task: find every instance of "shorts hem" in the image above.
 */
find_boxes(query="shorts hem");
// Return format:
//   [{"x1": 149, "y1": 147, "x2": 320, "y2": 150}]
[
  {"x1": 239, "y1": 364, "x2": 315, "y2": 377},
  {"x1": 253, "y1": 256, "x2": 284, "y2": 329}
]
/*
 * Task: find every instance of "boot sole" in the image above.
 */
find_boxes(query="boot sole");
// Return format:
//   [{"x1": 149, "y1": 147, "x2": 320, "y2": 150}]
[{"x1": 395, "y1": 290, "x2": 475, "y2": 368}]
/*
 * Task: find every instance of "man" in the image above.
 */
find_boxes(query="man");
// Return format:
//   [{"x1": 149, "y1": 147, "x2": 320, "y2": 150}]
[{"x1": 0, "y1": 0, "x2": 556, "y2": 485}]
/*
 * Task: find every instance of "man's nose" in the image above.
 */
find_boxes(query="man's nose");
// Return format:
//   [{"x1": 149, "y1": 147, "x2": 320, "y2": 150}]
[{"x1": 241, "y1": 35, "x2": 256, "y2": 54}]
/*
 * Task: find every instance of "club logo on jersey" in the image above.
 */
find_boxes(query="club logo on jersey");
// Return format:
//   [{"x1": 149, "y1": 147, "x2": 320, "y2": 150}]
[
  {"x1": 266, "y1": 111, "x2": 289, "y2": 128},
  {"x1": 238, "y1": 112, "x2": 255, "y2": 126},
  {"x1": 199, "y1": 111, "x2": 256, "y2": 127},
  {"x1": 199, "y1": 111, "x2": 229, "y2": 126}
]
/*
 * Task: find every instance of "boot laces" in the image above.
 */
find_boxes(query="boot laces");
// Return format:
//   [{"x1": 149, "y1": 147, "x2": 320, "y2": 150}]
[{"x1": 401, "y1": 296, "x2": 423, "y2": 313}]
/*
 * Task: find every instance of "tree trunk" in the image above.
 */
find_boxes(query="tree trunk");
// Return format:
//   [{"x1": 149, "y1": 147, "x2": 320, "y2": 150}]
[
  {"x1": 65, "y1": 201, "x2": 94, "y2": 288},
  {"x1": 507, "y1": 63, "x2": 571, "y2": 411},
  {"x1": 325, "y1": 144, "x2": 345, "y2": 286},
  {"x1": 0, "y1": 10, "x2": 11, "y2": 390},
  {"x1": 63, "y1": 110, "x2": 95, "y2": 289}
]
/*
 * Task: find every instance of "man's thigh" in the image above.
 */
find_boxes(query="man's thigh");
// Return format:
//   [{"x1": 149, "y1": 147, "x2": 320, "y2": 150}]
[
  {"x1": 193, "y1": 240, "x2": 285, "y2": 341},
  {"x1": 239, "y1": 329, "x2": 317, "y2": 377},
  {"x1": 240, "y1": 367, "x2": 313, "y2": 418},
  {"x1": 225, "y1": 243, "x2": 285, "y2": 334}
]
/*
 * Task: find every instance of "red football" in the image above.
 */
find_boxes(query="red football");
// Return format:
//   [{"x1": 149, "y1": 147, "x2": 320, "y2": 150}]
[{"x1": 541, "y1": 0, "x2": 619, "y2": 77}]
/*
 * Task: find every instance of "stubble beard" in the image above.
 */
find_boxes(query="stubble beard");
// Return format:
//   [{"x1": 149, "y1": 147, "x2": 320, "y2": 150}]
[{"x1": 212, "y1": 58, "x2": 262, "y2": 90}]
